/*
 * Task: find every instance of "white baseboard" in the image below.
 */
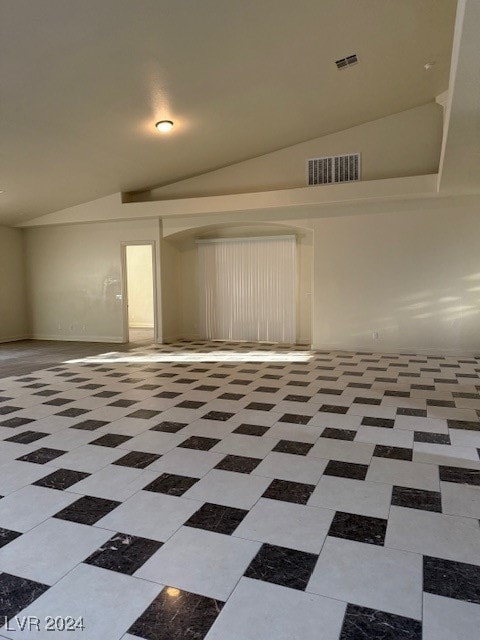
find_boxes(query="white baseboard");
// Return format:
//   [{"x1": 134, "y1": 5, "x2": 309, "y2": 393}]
[
  {"x1": 129, "y1": 324, "x2": 155, "y2": 329},
  {"x1": 30, "y1": 334, "x2": 124, "y2": 344},
  {"x1": 311, "y1": 342, "x2": 480, "y2": 358},
  {"x1": 0, "y1": 335, "x2": 30, "y2": 344}
]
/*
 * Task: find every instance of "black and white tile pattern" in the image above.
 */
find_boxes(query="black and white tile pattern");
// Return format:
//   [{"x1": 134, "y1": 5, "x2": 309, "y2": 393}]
[{"x1": 0, "y1": 340, "x2": 479, "y2": 639}]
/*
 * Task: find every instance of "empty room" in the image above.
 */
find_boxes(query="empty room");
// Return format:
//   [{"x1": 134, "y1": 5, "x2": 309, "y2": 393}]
[{"x1": 0, "y1": 1, "x2": 479, "y2": 639}]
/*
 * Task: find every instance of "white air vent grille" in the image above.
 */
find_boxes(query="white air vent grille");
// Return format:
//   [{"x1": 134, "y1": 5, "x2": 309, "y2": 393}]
[
  {"x1": 335, "y1": 54, "x2": 358, "y2": 69},
  {"x1": 307, "y1": 153, "x2": 360, "y2": 186}
]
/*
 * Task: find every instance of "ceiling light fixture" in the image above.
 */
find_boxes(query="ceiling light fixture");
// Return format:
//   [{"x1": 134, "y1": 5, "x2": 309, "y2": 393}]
[
  {"x1": 155, "y1": 120, "x2": 174, "y2": 133},
  {"x1": 424, "y1": 62, "x2": 435, "y2": 70}
]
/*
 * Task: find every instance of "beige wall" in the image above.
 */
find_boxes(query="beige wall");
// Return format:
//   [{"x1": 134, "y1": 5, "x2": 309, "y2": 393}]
[
  {"x1": 0, "y1": 226, "x2": 28, "y2": 342},
  {"x1": 309, "y1": 203, "x2": 480, "y2": 353},
  {"x1": 25, "y1": 219, "x2": 161, "y2": 342},
  {"x1": 126, "y1": 245, "x2": 154, "y2": 328},
  {"x1": 145, "y1": 103, "x2": 443, "y2": 200},
  {"x1": 158, "y1": 196, "x2": 480, "y2": 354}
]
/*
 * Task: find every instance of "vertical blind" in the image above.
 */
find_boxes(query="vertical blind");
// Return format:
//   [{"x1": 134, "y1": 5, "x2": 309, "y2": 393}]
[{"x1": 197, "y1": 236, "x2": 296, "y2": 343}]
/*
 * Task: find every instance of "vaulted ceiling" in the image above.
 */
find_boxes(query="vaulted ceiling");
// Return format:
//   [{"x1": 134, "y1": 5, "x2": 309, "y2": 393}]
[{"x1": 0, "y1": 0, "x2": 457, "y2": 224}]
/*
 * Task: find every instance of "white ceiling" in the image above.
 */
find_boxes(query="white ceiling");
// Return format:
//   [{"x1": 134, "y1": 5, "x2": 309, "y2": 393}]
[{"x1": 0, "y1": 0, "x2": 457, "y2": 224}]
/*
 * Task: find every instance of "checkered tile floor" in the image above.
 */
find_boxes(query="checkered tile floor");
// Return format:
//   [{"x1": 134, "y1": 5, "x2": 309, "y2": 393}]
[{"x1": 0, "y1": 341, "x2": 479, "y2": 639}]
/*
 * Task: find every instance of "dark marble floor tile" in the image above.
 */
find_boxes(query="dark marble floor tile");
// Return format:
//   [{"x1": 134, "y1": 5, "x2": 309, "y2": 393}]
[
  {"x1": 70, "y1": 419, "x2": 109, "y2": 431},
  {"x1": 319, "y1": 404, "x2": 349, "y2": 414},
  {"x1": 155, "y1": 390, "x2": 181, "y2": 398},
  {"x1": 439, "y1": 465, "x2": 480, "y2": 486},
  {"x1": 278, "y1": 413, "x2": 311, "y2": 425},
  {"x1": 272, "y1": 439, "x2": 313, "y2": 456},
  {"x1": 283, "y1": 394, "x2": 311, "y2": 403},
  {"x1": 93, "y1": 390, "x2": 120, "y2": 398},
  {"x1": 17, "y1": 447, "x2": 67, "y2": 464},
  {"x1": 447, "y1": 419, "x2": 480, "y2": 431},
  {"x1": 384, "y1": 390, "x2": 410, "y2": 397},
  {"x1": 0, "y1": 527, "x2": 22, "y2": 548},
  {"x1": 318, "y1": 388, "x2": 343, "y2": 396},
  {"x1": 55, "y1": 407, "x2": 89, "y2": 418},
  {"x1": 245, "y1": 402, "x2": 274, "y2": 411},
  {"x1": 4, "y1": 430, "x2": 49, "y2": 444},
  {"x1": 427, "y1": 399, "x2": 455, "y2": 408},
  {"x1": 43, "y1": 397, "x2": 74, "y2": 406},
  {"x1": 127, "y1": 409, "x2": 161, "y2": 419},
  {"x1": 194, "y1": 385, "x2": 219, "y2": 392},
  {"x1": 54, "y1": 495, "x2": 120, "y2": 525},
  {"x1": 33, "y1": 468, "x2": 90, "y2": 490},
  {"x1": 347, "y1": 382, "x2": 372, "y2": 389},
  {"x1": 84, "y1": 532, "x2": 162, "y2": 575},
  {"x1": 411, "y1": 383, "x2": 435, "y2": 391},
  {"x1": 328, "y1": 512, "x2": 387, "y2": 546},
  {"x1": 34, "y1": 390, "x2": 60, "y2": 397},
  {"x1": 340, "y1": 603, "x2": 422, "y2": 640},
  {"x1": 136, "y1": 384, "x2": 160, "y2": 391},
  {"x1": 287, "y1": 380, "x2": 309, "y2": 387},
  {"x1": 262, "y1": 479, "x2": 315, "y2": 505},
  {"x1": 108, "y1": 399, "x2": 138, "y2": 407},
  {"x1": 0, "y1": 573, "x2": 49, "y2": 621},
  {"x1": 373, "y1": 445, "x2": 413, "y2": 461},
  {"x1": 391, "y1": 486, "x2": 442, "y2": 512},
  {"x1": 214, "y1": 454, "x2": 261, "y2": 474},
  {"x1": 175, "y1": 378, "x2": 196, "y2": 384},
  {"x1": 324, "y1": 460, "x2": 368, "y2": 480},
  {"x1": 397, "y1": 408, "x2": 427, "y2": 417},
  {"x1": 244, "y1": 543, "x2": 317, "y2": 591},
  {"x1": 353, "y1": 397, "x2": 382, "y2": 405},
  {"x1": 218, "y1": 392, "x2": 245, "y2": 400},
  {"x1": 178, "y1": 436, "x2": 221, "y2": 451},
  {"x1": 113, "y1": 451, "x2": 161, "y2": 469},
  {"x1": 128, "y1": 587, "x2": 223, "y2": 640},
  {"x1": 320, "y1": 428, "x2": 356, "y2": 441},
  {"x1": 232, "y1": 423, "x2": 270, "y2": 437},
  {"x1": 201, "y1": 410, "x2": 235, "y2": 422},
  {"x1": 0, "y1": 405, "x2": 21, "y2": 415},
  {"x1": 175, "y1": 400, "x2": 207, "y2": 409},
  {"x1": 0, "y1": 416, "x2": 35, "y2": 428},
  {"x1": 143, "y1": 473, "x2": 199, "y2": 496},
  {"x1": 185, "y1": 502, "x2": 248, "y2": 535},
  {"x1": 89, "y1": 433, "x2": 133, "y2": 448},
  {"x1": 230, "y1": 379, "x2": 253, "y2": 386},
  {"x1": 150, "y1": 421, "x2": 188, "y2": 433},
  {"x1": 361, "y1": 416, "x2": 395, "y2": 428},
  {"x1": 423, "y1": 555, "x2": 480, "y2": 604},
  {"x1": 414, "y1": 431, "x2": 451, "y2": 444}
]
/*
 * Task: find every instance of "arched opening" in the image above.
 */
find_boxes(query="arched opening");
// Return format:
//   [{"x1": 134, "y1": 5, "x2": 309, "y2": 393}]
[{"x1": 160, "y1": 222, "x2": 313, "y2": 345}]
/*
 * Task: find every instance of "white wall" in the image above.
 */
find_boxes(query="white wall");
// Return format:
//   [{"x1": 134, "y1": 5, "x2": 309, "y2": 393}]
[
  {"x1": 25, "y1": 219, "x2": 161, "y2": 342},
  {"x1": 126, "y1": 245, "x2": 154, "y2": 328},
  {"x1": 0, "y1": 226, "x2": 28, "y2": 342},
  {"x1": 144, "y1": 103, "x2": 443, "y2": 200}
]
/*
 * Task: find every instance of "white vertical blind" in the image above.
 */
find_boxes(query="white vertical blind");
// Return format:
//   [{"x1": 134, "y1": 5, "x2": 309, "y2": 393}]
[{"x1": 198, "y1": 236, "x2": 296, "y2": 343}]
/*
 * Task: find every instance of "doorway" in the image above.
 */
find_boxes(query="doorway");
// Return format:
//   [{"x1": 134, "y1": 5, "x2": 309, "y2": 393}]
[{"x1": 122, "y1": 243, "x2": 157, "y2": 344}]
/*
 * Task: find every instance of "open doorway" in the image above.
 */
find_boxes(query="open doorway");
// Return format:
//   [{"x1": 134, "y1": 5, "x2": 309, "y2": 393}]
[{"x1": 122, "y1": 242, "x2": 157, "y2": 344}]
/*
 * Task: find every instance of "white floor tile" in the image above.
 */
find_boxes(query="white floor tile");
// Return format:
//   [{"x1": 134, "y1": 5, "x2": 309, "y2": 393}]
[
  {"x1": 136, "y1": 526, "x2": 260, "y2": 600},
  {"x1": 205, "y1": 577, "x2": 346, "y2": 640},
  {"x1": 307, "y1": 536, "x2": 422, "y2": 619},
  {"x1": 309, "y1": 476, "x2": 392, "y2": 518},
  {"x1": 234, "y1": 498, "x2": 334, "y2": 553}
]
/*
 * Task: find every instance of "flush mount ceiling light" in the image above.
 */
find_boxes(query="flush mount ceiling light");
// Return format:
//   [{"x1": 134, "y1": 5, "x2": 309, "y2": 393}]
[
  {"x1": 424, "y1": 62, "x2": 436, "y2": 70},
  {"x1": 155, "y1": 120, "x2": 174, "y2": 133}
]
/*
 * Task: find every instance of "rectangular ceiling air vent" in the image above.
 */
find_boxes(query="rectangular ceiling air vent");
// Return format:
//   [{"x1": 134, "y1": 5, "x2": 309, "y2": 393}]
[
  {"x1": 335, "y1": 54, "x2": 358, "y2": 69},
  {"x1": 307, "y1": 153, "x2": 361, "y2": 186}
]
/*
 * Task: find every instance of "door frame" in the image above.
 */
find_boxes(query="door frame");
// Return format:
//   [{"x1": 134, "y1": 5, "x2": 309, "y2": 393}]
[{"x1": 120, "y1": 241, "x2": 159, "y2": 344}]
